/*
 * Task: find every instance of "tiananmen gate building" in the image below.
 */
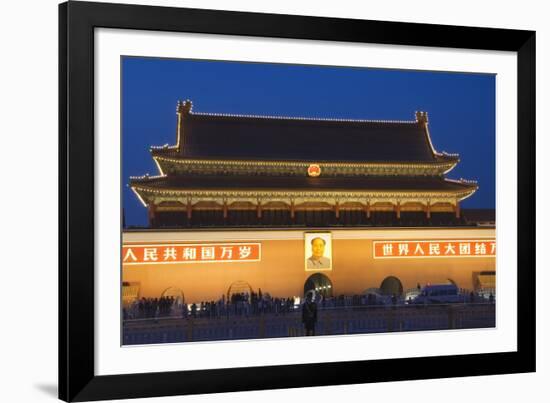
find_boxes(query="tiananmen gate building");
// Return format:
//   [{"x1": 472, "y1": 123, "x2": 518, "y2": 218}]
[{"x1": 122, "y1": 100, "x2": 495, "y2": 305}]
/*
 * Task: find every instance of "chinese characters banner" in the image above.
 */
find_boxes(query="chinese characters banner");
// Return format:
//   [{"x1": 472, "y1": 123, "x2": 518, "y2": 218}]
[
  {"x1": 122, "y1": 243, "x2": 261, "y2": 265},
  {"x1": 373, "y1": 239, "x2": 496, "y2": 258}
]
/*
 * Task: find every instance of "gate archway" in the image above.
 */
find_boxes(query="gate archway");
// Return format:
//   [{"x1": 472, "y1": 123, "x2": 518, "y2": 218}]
[
  {"x1": 380, "y1": 276, "x2": 403, "y2": 296},
  {"x1": 304, "y1": 273, "x2": 333, "y2": 299},
  {"x1": 447, "y1": 278, "x2": 457, "y2": 286},
  {"x1": 227, "y1": 280, "x2": 253, "y2": 302},
  {"x1": 160, "y1": 287, "x2": 185, "y2": 303}
]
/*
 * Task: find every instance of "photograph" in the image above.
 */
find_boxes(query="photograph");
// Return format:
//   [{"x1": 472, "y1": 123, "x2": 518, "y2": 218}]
[{"x1": 121, "y1": 56, "x2": 497, "y2": 345}]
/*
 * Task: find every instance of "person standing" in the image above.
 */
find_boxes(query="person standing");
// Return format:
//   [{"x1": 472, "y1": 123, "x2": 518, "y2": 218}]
[
  {"x1": 302, "y1": 293, "x2": 318, "y2": 336},
  {"x1": 181, "y1": 302, "x2": 188, "y2": 319}
]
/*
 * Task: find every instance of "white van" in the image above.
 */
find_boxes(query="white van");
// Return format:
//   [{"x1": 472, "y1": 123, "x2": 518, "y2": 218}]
[{"x1": 412, "y1": 284, "x2": 464, "y2": 304}]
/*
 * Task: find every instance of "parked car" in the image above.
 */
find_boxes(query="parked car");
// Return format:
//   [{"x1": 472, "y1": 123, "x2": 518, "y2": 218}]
[
  {"x1": 404, "y1": 288, "x2": 421, "y2": 304},
  {"x1": 363, "y1": 290, "x2": 393, "y2": 306},
  {"x1": 412, "y1": 284, "x2": 465, "y2": 304}
]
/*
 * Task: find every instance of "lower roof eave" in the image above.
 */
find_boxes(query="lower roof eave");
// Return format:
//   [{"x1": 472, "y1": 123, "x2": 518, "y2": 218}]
[{"x1": 132, "y1": 186, "x2": 477, "y2": 205}]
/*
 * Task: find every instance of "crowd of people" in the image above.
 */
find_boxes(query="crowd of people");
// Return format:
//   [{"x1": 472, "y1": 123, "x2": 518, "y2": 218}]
[
  {"x1": 123, "y1": 287, "x2": 497, "y2": 320},
  {"x1": 124, "y1": 296, "x2": 177, "y2": 319},
  {"x1": 123, "y1": 291, "x2": 298, "y2": 320}
]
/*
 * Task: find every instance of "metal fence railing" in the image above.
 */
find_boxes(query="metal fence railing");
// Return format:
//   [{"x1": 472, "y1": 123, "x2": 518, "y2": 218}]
[{"x1": 123, "y1": 303, "x2": 495, "y2": 345}]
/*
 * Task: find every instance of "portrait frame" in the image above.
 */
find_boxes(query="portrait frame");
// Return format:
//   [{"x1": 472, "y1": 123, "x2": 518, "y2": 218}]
[
  {"x1": 59, "y1": 1, "x2": 535, "y2": 401},
  {"x1": 304, "y1": 232, "x2": 333, "y2": 271}
]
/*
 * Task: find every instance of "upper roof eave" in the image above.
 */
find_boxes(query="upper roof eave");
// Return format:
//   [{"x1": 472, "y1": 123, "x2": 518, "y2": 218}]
[{"x1": 151, "y1": 153, "x2": 458, "y2": 168}]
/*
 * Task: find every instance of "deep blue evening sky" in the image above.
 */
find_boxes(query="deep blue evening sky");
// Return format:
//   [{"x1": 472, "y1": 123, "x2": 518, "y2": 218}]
[{"x1": 122, "y1": 57, "x2": 495, "y2": 227}]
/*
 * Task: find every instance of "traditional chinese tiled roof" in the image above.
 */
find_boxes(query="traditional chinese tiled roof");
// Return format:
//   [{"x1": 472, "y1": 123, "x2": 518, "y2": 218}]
[
  {"x1": 129, "y1": 101, "x2": 480, "y2": 221},
  {"x1": 151, "y1": 101, "x2": 458, "y2": 164},
  {"x1": 131, "y1": 175, "x2": 477, "y2": 193}
]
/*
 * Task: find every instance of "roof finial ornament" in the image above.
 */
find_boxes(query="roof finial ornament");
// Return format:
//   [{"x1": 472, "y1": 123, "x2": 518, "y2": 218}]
[
  {"x1": 177, "y1": 99, "x2": 193, "y2": 115},
  {"x1": 415, "y1": 111, "x2": 429, "y2": 124}
]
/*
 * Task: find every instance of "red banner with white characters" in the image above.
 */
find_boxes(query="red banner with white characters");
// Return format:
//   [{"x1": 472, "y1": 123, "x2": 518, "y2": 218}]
[
  {"x1": 122, "y1": 243, "x2": 261, "y2": 265},
  {"x1": 373, "y1": 240, "x2": 495, "y2": 258}
]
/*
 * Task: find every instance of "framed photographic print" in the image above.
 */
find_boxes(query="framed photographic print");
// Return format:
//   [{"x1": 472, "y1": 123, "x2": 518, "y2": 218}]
[{"x1": 59, "y1": 1, "x2": 535, "y2": 401}]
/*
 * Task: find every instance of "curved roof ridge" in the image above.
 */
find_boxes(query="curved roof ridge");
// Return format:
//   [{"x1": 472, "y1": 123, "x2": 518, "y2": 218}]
[{"x1": 189, "y1": 110, "x2": 417, "y2": 124}]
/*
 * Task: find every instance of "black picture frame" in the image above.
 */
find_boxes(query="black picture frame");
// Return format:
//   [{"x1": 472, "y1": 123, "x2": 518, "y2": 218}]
[{"x1": 59, "y1": 1, "x2": 536, "y2": 401}]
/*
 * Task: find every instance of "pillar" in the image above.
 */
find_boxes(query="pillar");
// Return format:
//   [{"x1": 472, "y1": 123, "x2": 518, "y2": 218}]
[
  {"x1": 455, "y1": 202, "x2": 461, "y2": 218},
  {"x1": 186, "y1": 199, "x2": 192, "y2": 220},
  {"x1": 396, "y1": 201, "x2": 401, "y2": 219},
  {"x1": 223, "y1": 200, "x2": 228, "y2": 219},
  {"x1": 148, "y1": 204, "x2": 157, "y2": 227},
  {"x1": 334, "y1": 201, "x2": 340, "y2": 220},
  {"x1": 426, "y1": 202, "x2": 431, "y2": 219},
  {"x1": 257, "y1": 202, "x2": 262, "y2": 219},
  {"x1": 365, "y1": 201, "x2": 371, "y2": 219},
  {"x1": 290, "y1": 200, "x2": 295, "y2": 221}
]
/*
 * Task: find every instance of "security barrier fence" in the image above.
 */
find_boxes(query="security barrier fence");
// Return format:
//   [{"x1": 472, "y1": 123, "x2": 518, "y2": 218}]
[{"x1": 123, "y1": 303, "x2": 495, "y2": 345}]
